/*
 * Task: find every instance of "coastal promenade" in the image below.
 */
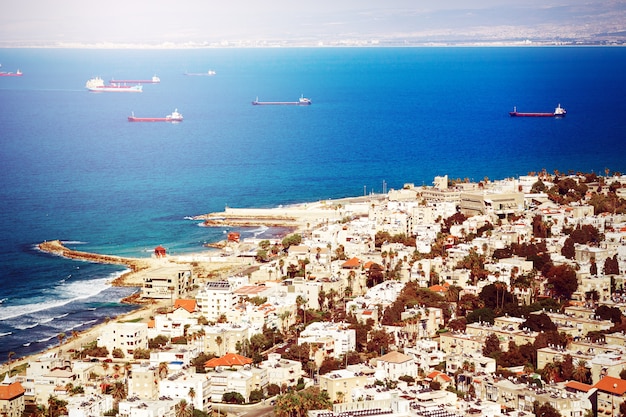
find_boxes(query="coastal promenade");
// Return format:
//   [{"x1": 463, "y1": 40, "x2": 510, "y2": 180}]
[{"x1": 193, "y1": 195, "x2": 383, "y2": 229}]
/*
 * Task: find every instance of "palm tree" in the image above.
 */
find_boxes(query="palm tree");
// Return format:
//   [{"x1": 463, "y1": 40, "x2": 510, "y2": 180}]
[
  {"x1": 57, "y1": 332, "x2": 66, "y2": 354},
  {"x1": 216, "y1": 336, "x2": 223, "y2": 356},
  {"x1": 188, "y1": 387, "x2": 196, "y2": 412},
  {"x1": 47, "y1": 395, "x2": 68, "y2": 417},
  {"x1": 158, "y1": 362, "x2": 169, "y2": 379},
  {"x1": 573, "y1": 360, "x2": 589, "y2": 383},
  {"x1": 175, "y1": 399, "x2": 192, "y2": 417},
  {"x1": 336, "y1": 391, "x2": 345, "y2": 404},
  {"x1": 7, "y1": 351, "x2": 15, "y2": 377},
  {"x1": 279, "y1": 311, "x2": 291, "y2": 334},
  {"x1": 124, "y1": 362, "x2": 132, "y2": 380},
  {"x1": 111, "y1": 381, "x2": 127, "y2": 407}
]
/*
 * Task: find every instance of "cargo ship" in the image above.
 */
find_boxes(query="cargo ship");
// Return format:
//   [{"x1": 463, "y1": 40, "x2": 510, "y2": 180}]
[
  {"x1": 184, "y1": 70, "x2": 216, "y2": 76},
  {"x1": 110, "y1": 75, "x2": 160, "y2": 84},
  {"x1": 0, "y1": 69, "x2": 22, "y2": 77},
  {"x1": 128, "y1": 109, "x2": 183, "y2": 122},
  {"x1": 509, "y1": 104, "x2": 566, "y2": 117},
  {"x1": 85, "y1": 77, "x2": 142, "y2": 92},
  {"x1": 252, "y1": 95, "x2": 312, "y2": 106}
]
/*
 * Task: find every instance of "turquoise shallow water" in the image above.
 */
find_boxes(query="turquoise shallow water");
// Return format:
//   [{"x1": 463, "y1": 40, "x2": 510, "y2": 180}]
[{"x1": 1, "y1": 46, "x2": 625, "y2": 361}]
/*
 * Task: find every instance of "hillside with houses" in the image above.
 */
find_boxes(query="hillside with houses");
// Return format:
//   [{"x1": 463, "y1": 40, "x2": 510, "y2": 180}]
[{"x1": 3, "y1": 171, "x2": 626, "y2": 417}]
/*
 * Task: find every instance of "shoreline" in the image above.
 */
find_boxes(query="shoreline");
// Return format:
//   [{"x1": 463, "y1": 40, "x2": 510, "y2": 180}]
[
  {"x1": 1, "y1": 197, "x2": 379, "y2": 376},
  {"x1": 1, "y1": 201, "x2": 327, "y2": 375}
]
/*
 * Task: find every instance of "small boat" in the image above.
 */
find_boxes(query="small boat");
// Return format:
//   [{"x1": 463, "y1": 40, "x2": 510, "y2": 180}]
[
  {"x1": 252, "y1": 94, "x2": 312, "y2": 106},
  {"x1": 0, "y1": 69, "x2": 22, "y2": 77},
  {"x1": 110, "y1": 75, "x2": 160, "y2": 84},
  {"x1": 86, "y1": 77, "x2": 142, "y2": 92},
  {"x1": 128, "y1": 109, "x2": 183, "y2": 122},
  {"x1": 509, "y1": 104, "x2": 566, "y2": 117}
]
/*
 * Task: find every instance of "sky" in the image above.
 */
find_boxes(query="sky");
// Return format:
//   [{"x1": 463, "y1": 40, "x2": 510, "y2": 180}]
[{"x1": 2, "y1": 0, "x2": 625, "y2": 46}]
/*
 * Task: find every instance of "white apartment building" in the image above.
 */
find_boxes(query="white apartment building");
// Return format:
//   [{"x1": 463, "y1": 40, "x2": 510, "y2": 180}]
[
  {"x1": 404, "y1": 339, "x2": 445, "y2": 372},
  {"x1": 298, "y1": 322, "x2": 356, "y2": 359},
  {"x1": 158, "y1": 371, "x2": 211, "y2": 413},
  {"x1": 142, "y1": 267, "x2": 193, "y2": 300},
  {"x1": 260, "y1": 353, "x2": 304, "y2": 389},
  {"x1": 118, "y1": 398, "x2": 178, "y2": 417},
  {"x1": 128, "y1": 362, "x2": 160, "y2": 400},
  {"x1": 190, "y1": 322, "x2": 251, "y2": 357},
  {"x1": 195, "y1": 281, "x2": 236, "y2": 322},
  {"x1": 206, "y1": 367, "x2": 267, "y2": 403},
  {"x1": 98, "y1": 322, "x2": 149, "y2": 357},
  {"x1": 67, "y1": 394, "x2": 113, "y2": 417},
  {"x1": 319, "y1": 369, "x2": 368, "y2": 403},
  {"x1": 149, "y1": 346, "x2": 200, "y2": 371},
  {"x1": 375, "y1": 351, "x2": 417, "y2": 381}
]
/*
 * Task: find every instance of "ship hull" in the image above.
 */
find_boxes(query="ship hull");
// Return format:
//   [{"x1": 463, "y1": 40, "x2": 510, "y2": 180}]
[
  {"x1": 252, "y1": 101, "x2": 311, "y2": 106},
  {"x1": 111, "y1": 80, "x2": 159, "y2": 84},
  {"x1": 0, "y1": 73, "x2": 23, "y2": 77},
  {"x1": 88, "y1": 86, "x2": 142, "y2": 93},
  {"x1": 128, "y1": 117, "x2": 182, "y2": 122},
  {"x1": 509, "y1": 112, "x2": 564, "y2": 117}
]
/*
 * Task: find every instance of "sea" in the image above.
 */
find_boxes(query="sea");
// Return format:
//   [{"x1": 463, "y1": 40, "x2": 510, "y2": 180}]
[{"x1": 1, "y1": 46, "x2": 625, "y2": 363}]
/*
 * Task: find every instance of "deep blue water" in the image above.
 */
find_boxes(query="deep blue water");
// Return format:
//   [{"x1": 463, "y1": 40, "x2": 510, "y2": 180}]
[{"x1": 1, "y1": 47, "x2": 625, "y2": 362}]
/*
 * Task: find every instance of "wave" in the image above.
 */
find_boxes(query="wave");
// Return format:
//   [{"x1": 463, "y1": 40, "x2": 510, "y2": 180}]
[
  {"x1": 249, "y1": 225, "x2": 269, "y2": 237},
  {"x1": 13, "y1": 322, "x2": 38, "y2": 330},
  {"x1": 23, "y1": 342, "x2": 31, "y2": 347},
  {"x1": 60, "y1": 240, "x2": 88, "y2": 245},
  {"x1": 0, "y1": 298, "x2": 7, "y2": 304},
  {"x1": 0, "y1": 269, "x2": 130, "y2": 321},
  {"x1": 36, "y1": 335, "x2": 56, "y2": 343},
  {"x1": 0, "y1": 331, "x2": 12, "y2": 337}
]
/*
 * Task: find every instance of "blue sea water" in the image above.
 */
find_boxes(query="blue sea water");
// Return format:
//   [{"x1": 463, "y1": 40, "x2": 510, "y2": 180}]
[{"x1": 1, "y1": 46, "x2": 625, "y2": 362}]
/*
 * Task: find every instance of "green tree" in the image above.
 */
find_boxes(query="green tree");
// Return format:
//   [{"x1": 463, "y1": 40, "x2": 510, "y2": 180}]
[
  {"x1": 47, "y1": 395, "x2": 68, "y2": 417},
  {"x1": 520, "y1": 312, "x2": 557, "y2": 332},
  {"x1": 222, "y1": 392, "x2": 245, "y2": 404},
  {"x1": 545, "y1": 264, "x2": 578, "y2": 301},
  {"x1": 249, "y1": 389, "x2": 264, "y2": 403},
  {"x1": 533, "y1": 401, "x2": 562, "y2": 417},
  {"x1": 281, "y1": 234, "x2": 302, "y2": 251},
  {"x1": 367, "y1": 328, "x2": 393, "y2": 355},
  {"x1": 274, "y1": 386, "x2": 332, "y2": 417},
  {"x1": 482, "y1": 333, "x2": 501, "y2": 359}
]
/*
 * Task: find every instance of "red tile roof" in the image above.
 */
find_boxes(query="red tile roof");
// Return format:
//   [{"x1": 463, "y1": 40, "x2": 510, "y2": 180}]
[
  {"x1": 565, "y1": 380, "x2": 593, "y2": 392},
  {"x1": 429, "y1": 284, "x2": 448, "y2": 293},
  {"x1": 426, "y1": 370, "x2": 452, "y2": 382},
  {"x1": 342, "y1": 257, "x2": 362, "y2": 268},
  {"x1": 174, "y1": 299, "x2": 197, "y2": 313},
  {"x1": 594, "y1": 376, "x2": 626, "y2": 395},
  {"x1": 204, "y1": 353, "x2": 253, "y2": 368},
  {"x1": 363, "y1": 261, "x2": 376, "y2": 270},
  {"x1": 0, "y1": 381, "x2": 25, "y2": 400}
]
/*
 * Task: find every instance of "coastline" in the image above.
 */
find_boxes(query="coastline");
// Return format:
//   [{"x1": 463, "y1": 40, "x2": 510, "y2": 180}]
[
  {"x1": 1, "y1": 199, "x2": 337, "y2": 375},
  {"x1": 1, "y1": 196, "x2": 379, "y2": 376}
]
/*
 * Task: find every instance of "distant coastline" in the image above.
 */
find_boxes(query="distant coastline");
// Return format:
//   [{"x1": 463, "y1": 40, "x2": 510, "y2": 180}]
[{"x1": 1, "y1": 40, "x2": 625, "y2": 49}]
